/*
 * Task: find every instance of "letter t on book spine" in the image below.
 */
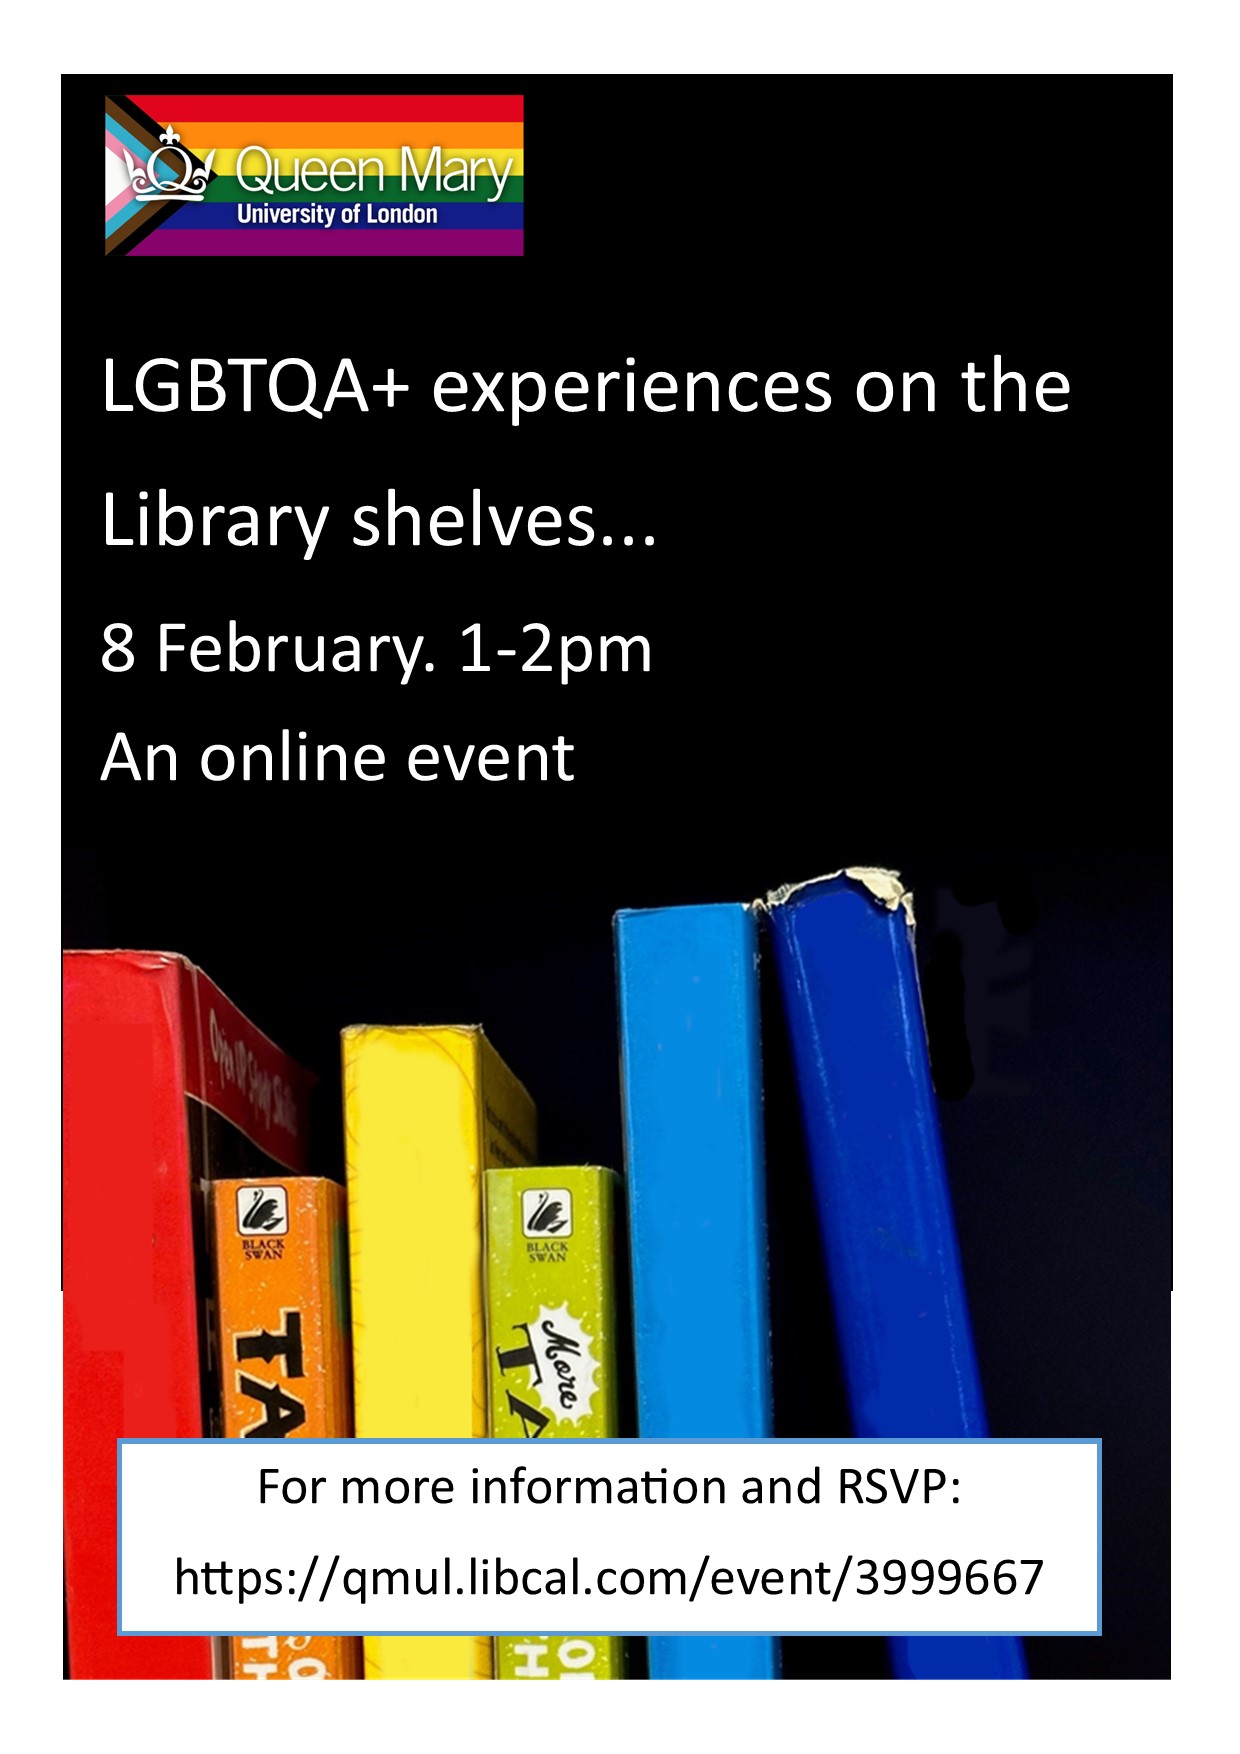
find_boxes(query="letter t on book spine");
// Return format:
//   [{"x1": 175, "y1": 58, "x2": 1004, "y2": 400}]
[
  {"x1": 766, "y1": 870, "x2": 1026, "y2": 1680},
  {"x1": 615, "y1": 903, "x2": 777, "y2": 1680}
]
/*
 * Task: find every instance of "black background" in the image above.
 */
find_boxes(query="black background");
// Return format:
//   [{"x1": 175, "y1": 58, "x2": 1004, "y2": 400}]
[{"x1": 65, "y1": 75, "x2": 1170, "y2": 1678}]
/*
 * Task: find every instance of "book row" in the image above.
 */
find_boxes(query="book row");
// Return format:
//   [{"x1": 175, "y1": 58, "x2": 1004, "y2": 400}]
[{"x1": 62, "y1": 869, "x2": 1025, "y2": 1681}]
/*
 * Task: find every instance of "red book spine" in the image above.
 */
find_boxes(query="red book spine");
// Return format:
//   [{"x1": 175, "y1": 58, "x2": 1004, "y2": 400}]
[
  {"x1": 63, "y1": 953, "x2": 316, "y2": 1677},
  {"x1": 63, "y1": 953, "x2": 213, "y2": 1677}
]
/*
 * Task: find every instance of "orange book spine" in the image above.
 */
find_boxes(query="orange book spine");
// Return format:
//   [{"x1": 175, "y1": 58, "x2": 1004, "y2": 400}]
[{"x1": 211, "y1": 1177, "x2": 362, "y2": 1679}]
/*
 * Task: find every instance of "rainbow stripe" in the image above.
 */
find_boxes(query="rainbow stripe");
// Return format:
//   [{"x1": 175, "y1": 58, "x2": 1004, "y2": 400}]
[{"x1": 106, "y1": 94, "x2": 524, "y2": 257}]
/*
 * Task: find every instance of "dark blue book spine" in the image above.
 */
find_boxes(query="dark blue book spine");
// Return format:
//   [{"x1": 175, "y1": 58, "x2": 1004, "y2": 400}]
[
  {"x1": 616, "y1": 903, "x2": 778, "y2": 1680},
  {"x1": 767, "y1": 871, "x2": 1026, "y2": 1680}
]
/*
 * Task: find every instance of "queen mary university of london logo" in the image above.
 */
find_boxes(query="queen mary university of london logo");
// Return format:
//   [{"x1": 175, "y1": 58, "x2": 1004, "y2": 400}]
[
  {"x1": 123, "y1": 125, "x2": 215, "y2": 201},
  {"x1": 105, "y1": 92, "x2": 525, "y2": 257}
]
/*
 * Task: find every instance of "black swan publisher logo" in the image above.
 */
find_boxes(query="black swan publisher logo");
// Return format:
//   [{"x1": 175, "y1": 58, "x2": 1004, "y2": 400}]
[
  {"x1": 522, "y1": 1188, "x2": 572, "y2": 1237},
  {"x1": 237, "y1": 1185, "x2": 289, "y2": 1235}
]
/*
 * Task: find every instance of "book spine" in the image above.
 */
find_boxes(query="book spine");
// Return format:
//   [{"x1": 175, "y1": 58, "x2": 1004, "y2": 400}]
[
  {"x1": 185, "y1": 966, "x2": 317, "y2": 1178},
  {"x1": 485, "y1": 1166, "x2": 624, "y2": 1680},
  {"x1": 211, "y1": 1178, "x2": 361, "y2": 1679},
  {"x1": 615, "y1": 906, "x2": 778, "y2": 1680},
  {"x1": 62, "y1": 952, "x2": 214, "y2": 1678},
  {"x1": 766, "y1": 871, "x2": 1026, "y2": 1680},
  {"x1": 343, "y1": 1025, "x2": 536, "y2": 1679}
]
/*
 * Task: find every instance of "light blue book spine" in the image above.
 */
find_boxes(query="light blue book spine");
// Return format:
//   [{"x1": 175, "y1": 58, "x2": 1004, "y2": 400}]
[{"x1": 615, "y1": 903, "x2": 777, "y2": 1680}]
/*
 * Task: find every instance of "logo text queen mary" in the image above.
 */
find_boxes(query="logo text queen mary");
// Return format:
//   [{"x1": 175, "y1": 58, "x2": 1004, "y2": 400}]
[{"x1": 105, "y1": 94, "x2": 524, "y2": 257}]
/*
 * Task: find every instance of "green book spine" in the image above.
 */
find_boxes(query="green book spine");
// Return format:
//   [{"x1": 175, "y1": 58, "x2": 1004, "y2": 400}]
[{"x1": 485, "y1": 1166, "x2": 625, "y2": 1679}]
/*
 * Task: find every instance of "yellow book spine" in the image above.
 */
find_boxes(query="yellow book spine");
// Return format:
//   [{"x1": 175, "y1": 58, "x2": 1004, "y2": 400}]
[{"x1": 343, "y1": 1025, "x2": 536, "y2": 1679}]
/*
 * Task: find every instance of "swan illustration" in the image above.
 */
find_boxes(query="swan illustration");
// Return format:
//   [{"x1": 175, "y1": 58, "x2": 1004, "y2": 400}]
[
  {"x1": 527, "y1": 1192, "x2": 567, "y2": 1234},
  {"x1": 242, "y1": 1189, "x2": 282, "y2": 1231}
]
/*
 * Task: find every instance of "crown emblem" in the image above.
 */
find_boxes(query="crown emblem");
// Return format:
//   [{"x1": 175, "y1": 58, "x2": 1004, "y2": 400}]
[{"x1": 123, "y1": 126, "x2": 215, "y2": 203}]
